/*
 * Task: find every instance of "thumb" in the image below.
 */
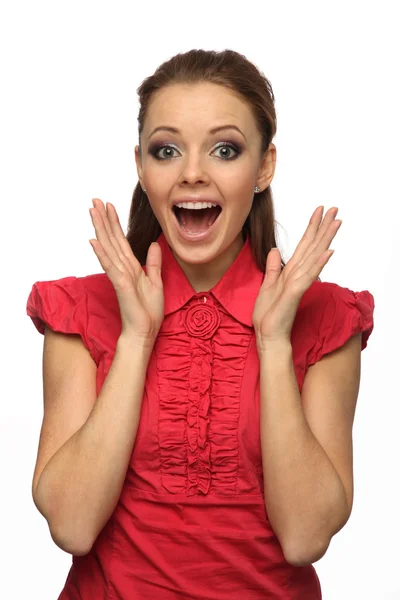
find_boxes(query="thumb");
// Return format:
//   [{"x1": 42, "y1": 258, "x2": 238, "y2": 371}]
[
  {"x1": 145, "y1": 242, "x2": 163, "y2": 285},
  {"x1": 265, "y1": 247, "x2": 282, "y2": 284}
]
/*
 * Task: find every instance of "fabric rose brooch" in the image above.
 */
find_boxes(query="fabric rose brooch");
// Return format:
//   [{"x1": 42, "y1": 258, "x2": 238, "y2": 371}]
[{"x1": 184, "y1": 300, "x2": 221, "y2": 339}]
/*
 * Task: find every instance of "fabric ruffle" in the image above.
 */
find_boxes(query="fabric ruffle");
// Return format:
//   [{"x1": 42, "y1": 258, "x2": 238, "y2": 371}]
[
  {"x1": 156, "y1": 293, "x2": 252, "y2": 496},
  {"x1": 309, "y1": 283, "x2": 374, "y2": 365}
]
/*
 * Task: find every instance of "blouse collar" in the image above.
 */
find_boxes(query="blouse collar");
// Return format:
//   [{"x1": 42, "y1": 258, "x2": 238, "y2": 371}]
[{"x1": 155, "y1": 231, "x2": 264, "y2": 328}]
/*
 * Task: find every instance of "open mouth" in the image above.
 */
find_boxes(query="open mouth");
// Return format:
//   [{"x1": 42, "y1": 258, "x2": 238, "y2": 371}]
[{"x1": 173, "y1": 206, "x2": 222, "y2": 234}]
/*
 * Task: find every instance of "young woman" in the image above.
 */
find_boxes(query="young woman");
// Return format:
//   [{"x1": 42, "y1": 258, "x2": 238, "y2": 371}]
[{"x1": 27, "y1": 49, "x2": 375, "y2": 599}]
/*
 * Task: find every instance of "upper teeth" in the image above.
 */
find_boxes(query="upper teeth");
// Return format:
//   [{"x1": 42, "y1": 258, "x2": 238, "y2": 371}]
[{"x1": 174, "y1": 202, "x2": 219, "y2": 209}]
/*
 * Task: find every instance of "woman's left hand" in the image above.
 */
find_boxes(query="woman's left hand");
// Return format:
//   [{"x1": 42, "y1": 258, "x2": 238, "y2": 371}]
[{"x1": 252, "y1": 206, "x2": 342, "y2": 347}]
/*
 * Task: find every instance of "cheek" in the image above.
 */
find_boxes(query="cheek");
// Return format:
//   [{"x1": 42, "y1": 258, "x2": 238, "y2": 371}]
[
  {"x1": 144, "y1": 163, "x2": 176, "y2": 187},
  {"x1": 146, "y1": 198, "x2": 165, "y2": 223},
  {"x1": 220, "y1": 165, "x2": 255, "y2": 190},
  {"x1": 143, "y1": 170, "x2": 175, "y2": 204}
]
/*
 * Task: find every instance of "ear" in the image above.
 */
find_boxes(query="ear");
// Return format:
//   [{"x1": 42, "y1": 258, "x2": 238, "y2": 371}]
[
  {"x1": 135, "y1": 145, "x2": 144, "y2": 188},
  {"x1": 256, "y1": 142, "x2": 277, "y2": 190}
]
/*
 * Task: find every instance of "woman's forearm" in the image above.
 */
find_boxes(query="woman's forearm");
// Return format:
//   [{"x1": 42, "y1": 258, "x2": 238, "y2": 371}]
[
  {"x1": 257, "y1": 339, "x2": 349, "y2": 566},
  {"x1": 34, "y1": 335, "x2": 152, "y2": 556}
]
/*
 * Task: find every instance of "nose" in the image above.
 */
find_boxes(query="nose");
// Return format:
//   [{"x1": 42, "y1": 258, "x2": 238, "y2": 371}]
[{"x1": 178, "y1": 152, "x2": 210, "y2": 187}]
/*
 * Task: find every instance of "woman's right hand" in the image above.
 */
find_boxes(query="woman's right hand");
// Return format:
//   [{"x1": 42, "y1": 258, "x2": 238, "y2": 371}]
[{"x1": 89, "y1": 198, "x2": 164, "y2": 347}]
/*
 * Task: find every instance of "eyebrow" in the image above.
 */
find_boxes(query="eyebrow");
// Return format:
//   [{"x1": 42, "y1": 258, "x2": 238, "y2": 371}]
[{"x1": 148, "y1": 124, "x2": 247, "y2": 141}]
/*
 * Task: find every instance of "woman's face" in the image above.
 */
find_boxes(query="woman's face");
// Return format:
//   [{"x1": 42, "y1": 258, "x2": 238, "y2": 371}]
[{"x1": 135, "y1": 82, "x2": 276, "y2": 290}]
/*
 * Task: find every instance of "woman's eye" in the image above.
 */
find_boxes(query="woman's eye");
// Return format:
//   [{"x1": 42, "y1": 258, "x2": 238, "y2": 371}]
[
  {"x1": 213, "y1": 143, "x2": 240, "y2": 160},
  {"x1": 149, "y1": 142, "x2": 241, "y2": 161},
  {"x1": 152, "y1": 145, "x2": 179, "y2": 160}
]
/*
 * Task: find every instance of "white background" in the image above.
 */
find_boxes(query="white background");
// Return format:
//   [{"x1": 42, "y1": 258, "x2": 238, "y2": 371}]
[{"x1": 1, "y1": 0, "x2": 397, "y2": 598}]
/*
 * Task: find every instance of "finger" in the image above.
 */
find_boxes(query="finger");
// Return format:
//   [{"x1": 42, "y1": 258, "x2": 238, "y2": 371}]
[
  {"x1": 103, "y1": 202, "x2": 143, "y2": 279},
  {"x1": 89, "y1": 238, "x2": 126, "y2": 282},
  {"x1": 282, "y1": 206, "x2": 323, "y2": 276},
  {"x1": 145, "y1": 242, "x2": 163, "y2": 286},
  {"x1": 265, "y1": 247, "x2": 282, "y2": 277},
  {"x1": 291, "y1": 206, "x2": 338, "y2": 269},
  {"x1": 262, "y1": 247, "x2": 282, "y2": 290},
  {"x1": 92, "y1": 199, "x2": 137, "y2": 279},
  {"x1": 92, "y1": 199, "x2": 115, "y2": 240},
  {"x1": 306, "y1": 248, "x2": 335, "y2": 281},
  {"x1": 90, "y1": 206, "x2": 126, "y2": 272},
  {"x1": 298, "y1": 219, "x2": 341, "y2": 274}
]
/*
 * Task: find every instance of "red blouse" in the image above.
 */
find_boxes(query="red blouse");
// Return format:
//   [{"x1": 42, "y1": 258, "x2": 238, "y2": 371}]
[{"x1": 26, "y1": 231, "x2": 375, "y2": 600}]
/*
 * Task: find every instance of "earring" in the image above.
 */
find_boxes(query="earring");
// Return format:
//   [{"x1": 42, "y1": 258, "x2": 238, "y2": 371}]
[{"x1": 142, "y1": 187, "x2": 147, "y2": 193}]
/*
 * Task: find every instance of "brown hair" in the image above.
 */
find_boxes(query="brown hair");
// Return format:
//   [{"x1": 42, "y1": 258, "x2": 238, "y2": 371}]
[{"x1": 126, "y1": 48, "x2": 307, "y2": 277}]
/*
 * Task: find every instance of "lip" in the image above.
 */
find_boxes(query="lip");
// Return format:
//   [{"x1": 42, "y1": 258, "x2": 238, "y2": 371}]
[{"x1": 171, "y1": 204, "x2": 223, "y2": 242}]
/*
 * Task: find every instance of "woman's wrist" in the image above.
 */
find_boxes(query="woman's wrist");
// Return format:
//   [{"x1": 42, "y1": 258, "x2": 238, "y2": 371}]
[
  {"x1": 117, "y1": 332, "x2": 156, "y2": 358},
  {"x1": 256, "y1": 335, "x2": 292, "y2": 356}
]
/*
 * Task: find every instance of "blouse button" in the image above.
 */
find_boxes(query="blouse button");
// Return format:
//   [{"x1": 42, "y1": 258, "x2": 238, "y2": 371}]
[{"x1": 184, "y1": 299, "x2": 220, "y2": 339}]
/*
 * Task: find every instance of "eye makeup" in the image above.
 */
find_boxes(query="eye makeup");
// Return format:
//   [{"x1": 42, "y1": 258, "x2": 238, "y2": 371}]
[{"x1": 148, "y1": 140, "x2": 244, "y2": 161}]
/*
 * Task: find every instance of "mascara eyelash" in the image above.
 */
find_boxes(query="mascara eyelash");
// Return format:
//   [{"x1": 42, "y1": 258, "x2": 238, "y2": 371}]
[{"x1": 148, "y1": 141, "x2": 243, "y2": 161}]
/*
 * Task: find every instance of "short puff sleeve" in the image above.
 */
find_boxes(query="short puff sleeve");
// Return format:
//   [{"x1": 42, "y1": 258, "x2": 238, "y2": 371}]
[
  {"x1": 308, "y1": 283, "x2": 375, "y2": 366},
  {"x1": 26, "y1": 276, "x2": 99, "y2": 364}
]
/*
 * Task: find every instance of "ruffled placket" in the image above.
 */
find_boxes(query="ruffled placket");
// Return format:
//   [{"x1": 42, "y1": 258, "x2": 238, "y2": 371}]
[{"x1": 184, "y1": 294, "x2": 221, "y2": 495}]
